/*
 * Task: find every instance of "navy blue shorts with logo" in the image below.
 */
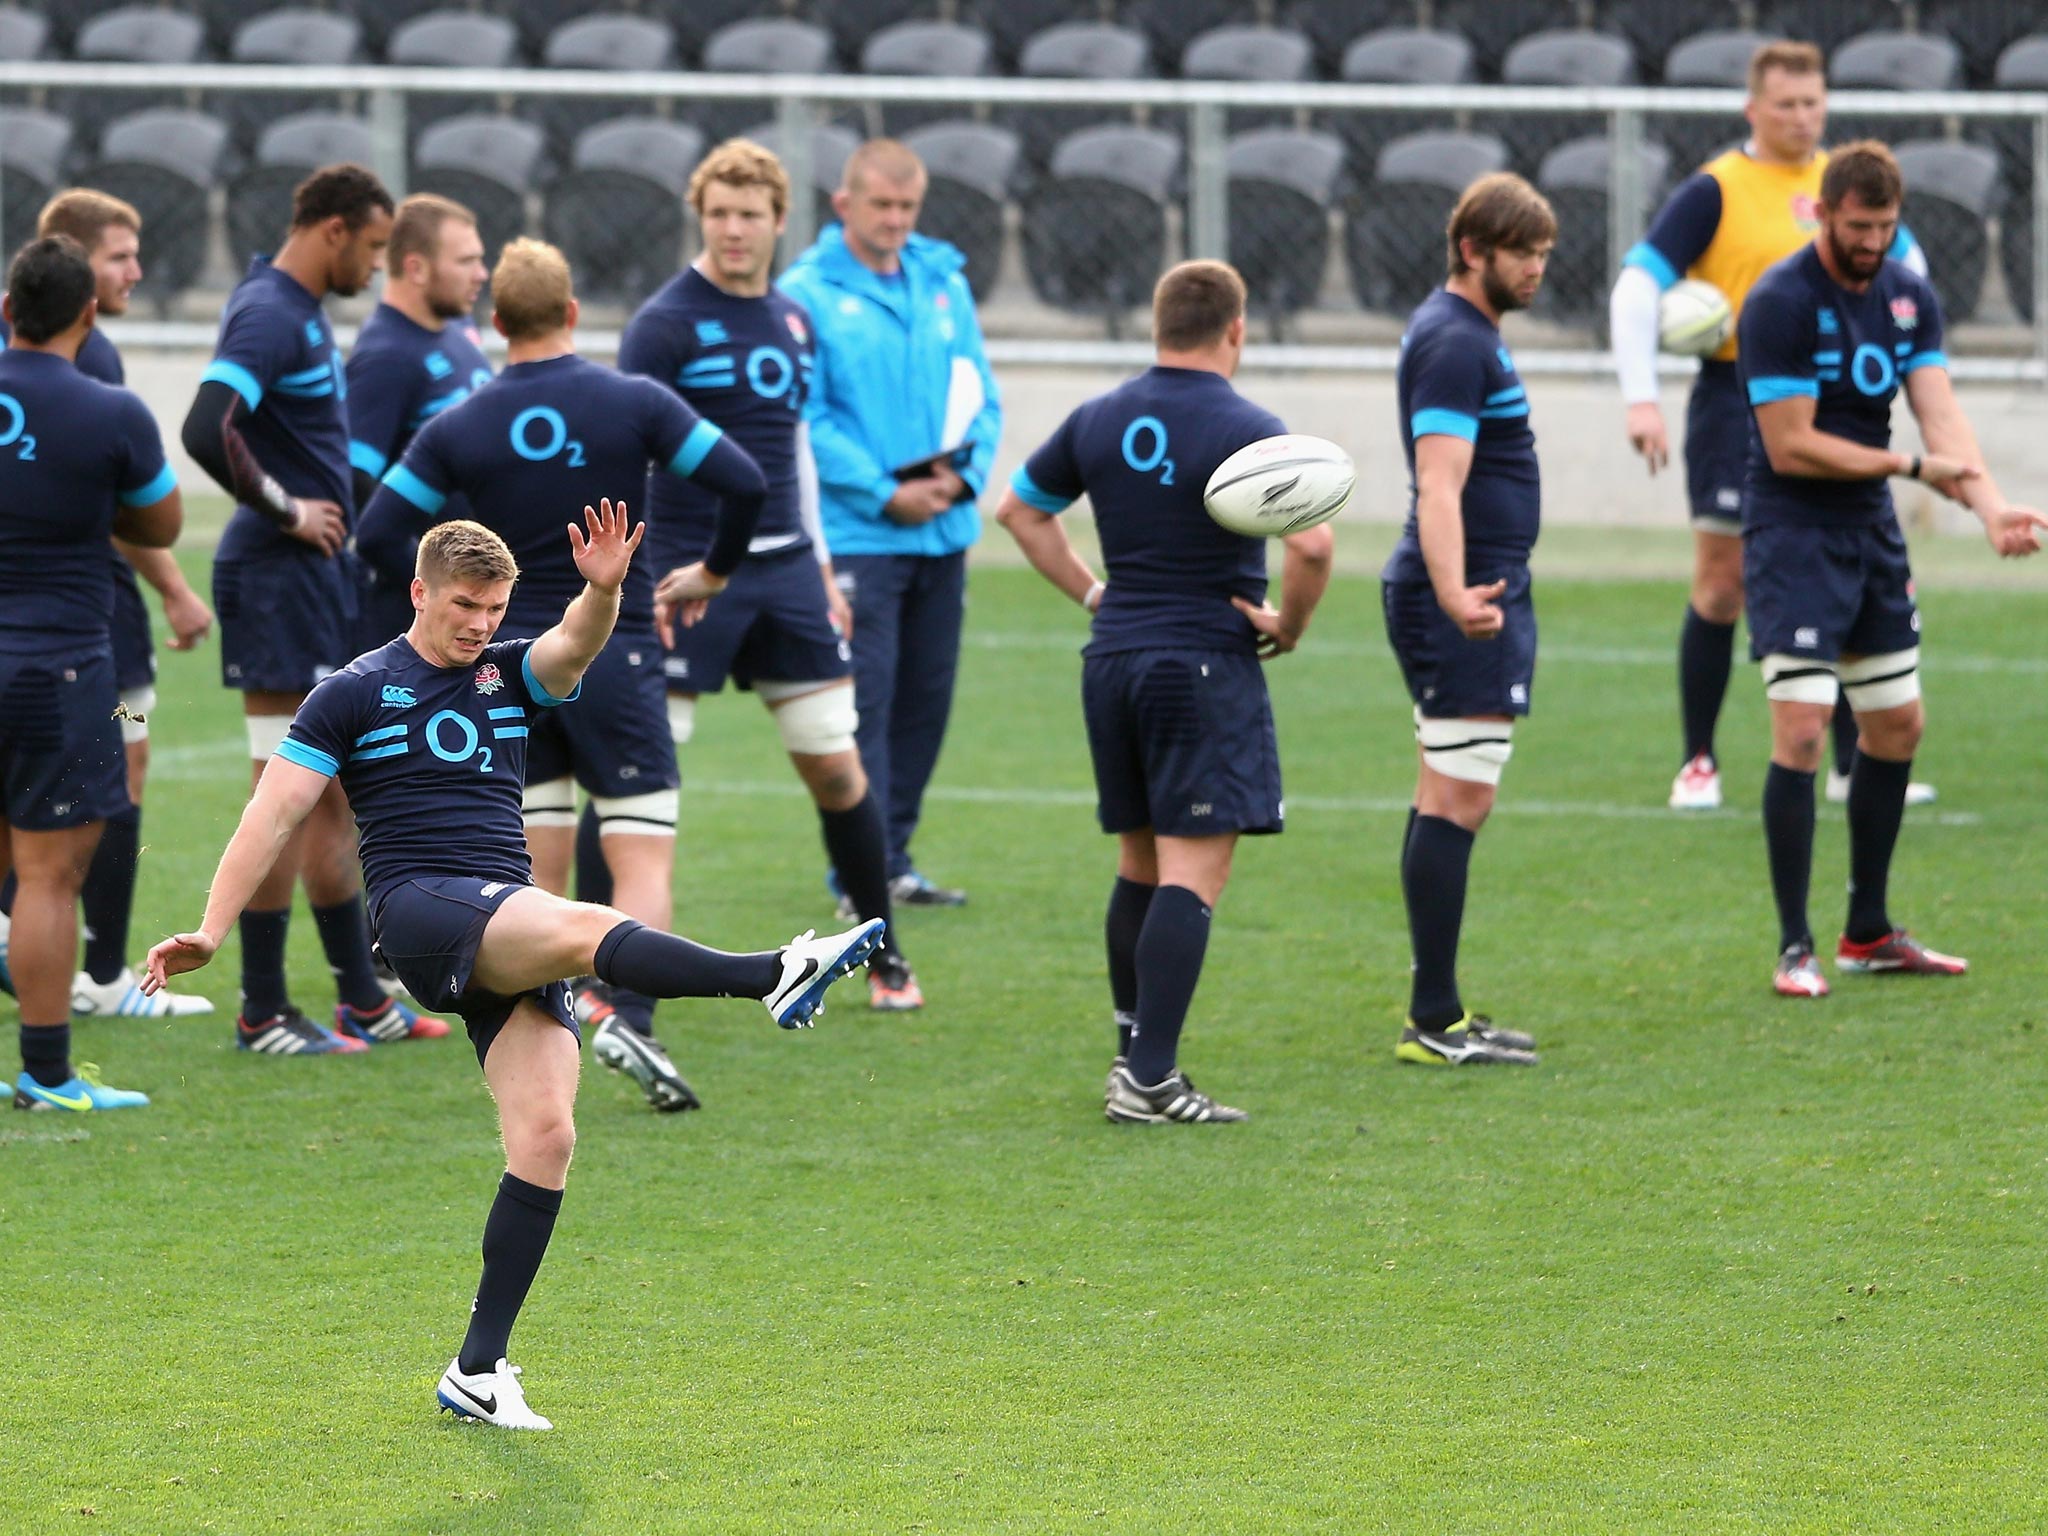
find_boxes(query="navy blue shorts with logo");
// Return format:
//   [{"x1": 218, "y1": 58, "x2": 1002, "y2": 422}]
[
  {"x1": 1382, "y1": 565, "x2": 1538, "y2": 719},
  {"x1": 0, "y1": 646, "x2": 130, "y2": 830},
  {"x1": 1685, "y1": 360, "x2": 1749, "y2": 531},
  {"x1": 371, "y1": 876, "x2": 579, "y2": 1066},
  {"x1": 1743, "y1": 517, "x2": 1920, "y2": 663},
  {"x1": 1081, "y1": 647, "x2": 1283, "y2": 838},
  {"x1": 663, "y1": 546, "x2": 850, "y2": 694},
  {"x1": 525, "y1": 628, "x2": 678, "y2": 798},
  {"x1": 215, "y1": 547, "x2": 359, "y2": 694},
  {"x1": 110, "y1": 562, "x2": 157, "y2": 694}
]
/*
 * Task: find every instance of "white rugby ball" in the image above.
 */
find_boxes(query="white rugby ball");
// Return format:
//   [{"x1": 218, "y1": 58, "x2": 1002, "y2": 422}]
[
  {"x1": 1658, "y1": 277, "x2": 1733, "y2": 357},
  {"x1": 1203, "y1": 434, "x2": 1355, "y2": 538}
]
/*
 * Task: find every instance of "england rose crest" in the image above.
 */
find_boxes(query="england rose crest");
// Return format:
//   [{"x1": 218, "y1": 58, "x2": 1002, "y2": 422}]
[
  {"x1": 1889, "y1": 296, "x2": 1919, "y2": 330},
  {"x1": 474, "y1": 663, "x2": 505, "y2": 694}
]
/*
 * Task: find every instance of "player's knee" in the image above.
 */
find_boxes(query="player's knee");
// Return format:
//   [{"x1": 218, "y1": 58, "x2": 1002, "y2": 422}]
[
  {"x1": 796, "y1": 750, "x2": 866, "y2": 811},
  {"x1": 1415, "y1": 714, "x2": 1514, "y2": 790},
  {"x1": 511, "y1": 1113, "x2": 576, "y2": 1181},
  {"x1": 521, "y1": 777, "x2": 577, "y2": 829},
  {"x1": 591, "y1": 788, "x2": 679, "y2": 839},
  {"x1": 1692, "y1": 581, "x2": 1743, "y2": 625},
  {"x1": 666, "y1": 693, "x2": 696, "y2": 745},
  {"x1": 759, "y1": 680, "x2": 859, "y2": 757}
]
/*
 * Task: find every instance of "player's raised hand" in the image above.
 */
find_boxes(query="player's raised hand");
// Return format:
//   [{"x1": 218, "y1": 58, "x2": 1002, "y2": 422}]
[
  {"x1": 142, "y1": 929, "x2": 219, "y2": 992},
  {"x1": 1232, "y1": 596, "x2": 1303, "y2": 660},
  {"x1": 1440, "y1": 578, "x2": 1508, "y2": 640},
  {"x1": 567, "y1": 498, "x2": 644, "y2": 594},
  {"x1": 1916, "y1": 454, "x2": 1981, "y2": 503},
  {"x1": 1985, "y1": 504, "x2": 2048, "y2": 558},
  {"x1": 1625, "y1": 402, "x2": 1669, "y2": 475},
  {"x1": 162, "y1": 585, "x2": 215, "y2": 650},
  {"x1": 287, "y1": 497, "x2": 347, "y2": 556},
  {"x1": 653, "y1": 561, "x2": 727, "y2": 646}
]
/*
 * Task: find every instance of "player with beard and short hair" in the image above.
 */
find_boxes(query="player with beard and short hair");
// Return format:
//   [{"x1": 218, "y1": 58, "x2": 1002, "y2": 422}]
[
  {"x1": 1382, "y1": 172, "x2": 1554, "y2": 1067},
  {"x1": 1736, "y1": 141, "x2": 2046, "y2": 998}
]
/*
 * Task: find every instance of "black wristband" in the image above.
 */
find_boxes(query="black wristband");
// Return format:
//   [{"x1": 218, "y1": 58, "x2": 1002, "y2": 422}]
[{"x1": 1907, "y1": 455, "x2": 1923, "y2": 482}]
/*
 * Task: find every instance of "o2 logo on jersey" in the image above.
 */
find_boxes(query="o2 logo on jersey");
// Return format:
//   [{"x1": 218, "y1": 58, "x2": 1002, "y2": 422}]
[
  {"x1": 1121, "y1": 415, "x2": 1174, "y2": 486},
  {"x1": 0, "y1": 393, "x2": 33, "y2": 460},
  {"x1": 509, "y1": 406, "x2": 585, "y2": 467},
  {"x1": 746, "y1": 346, "x2": 801, "y2": 411},
  {"x1": 425, "y1": 708, "x2": 495, "y2": 774},
  {"x1": 1850, "y1": 343, "x2": 1896, "y2": 397}
]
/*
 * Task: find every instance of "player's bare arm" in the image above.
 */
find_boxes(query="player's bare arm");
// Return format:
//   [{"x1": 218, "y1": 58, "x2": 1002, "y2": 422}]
[
  {"x1": 1904, "y1": 367, "x2": 2048, "y2": 557},
  {"x1": 530, "y1": 498, "x2": 644, "y2": 699},
  {"x1": 994, "y1": 488, "x2": 1103, "y2": 610},
  {"x1": 142, "y1": 755, "x2": 332, "y2": 988},
  {"x1": 109, "y1": 483, "x2": 182, "y2": 550},
  {"x1": 1233, "y1": 522, "x2": 1335, "y2": 660},
  {"x1": 1752, "y1": 393, "x2": 1977, "y2": 490},
  {"x1": 115, "y1": 538, "x2": 214, "y2": 649},
  {"x1": 1414, "y1": 433, "x2": 1505, "y2": 639}
]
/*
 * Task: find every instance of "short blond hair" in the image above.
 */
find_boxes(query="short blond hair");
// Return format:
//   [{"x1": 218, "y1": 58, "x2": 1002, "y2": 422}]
[
  {"x1": 690, "y1": 138, "x2": 790, "y2": 220},
  {"x1": 417, "y1": 520, "x2": 518, "y2": 588},
  {"x1": 387, "y1": 193, "x2": 476, "y2": 280},
  {"x1": 491, "y1": 237, "x2": 572, "y2": 340},
  {"x1": 37, "y1": 188, "x2": 141, "y2": 252},
  {"x1": 841, "y1": 138, "x2": 924, "y2": 194},
  {"x1": 1749, "y1": 40, "x2": 1824, "y2": 96}
]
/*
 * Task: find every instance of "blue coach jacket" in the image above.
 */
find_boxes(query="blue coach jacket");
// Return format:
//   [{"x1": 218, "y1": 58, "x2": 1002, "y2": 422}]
[{"x1": 778, "y1": 225, "x2": 1002, "y2": 558}]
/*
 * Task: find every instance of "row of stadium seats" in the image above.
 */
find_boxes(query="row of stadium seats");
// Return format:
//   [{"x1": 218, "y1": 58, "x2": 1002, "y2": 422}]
[
  {"x1": 6, "y1": 1, "x2": 2047, "y2": 89},
  {"x1": 1, "y1": 102, "x2": 2028, "y2": 329}
]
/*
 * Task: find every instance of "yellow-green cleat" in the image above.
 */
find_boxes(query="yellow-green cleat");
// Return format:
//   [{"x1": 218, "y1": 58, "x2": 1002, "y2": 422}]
[{"x1": 1396, "y1": 1013, "x2": 1538, "y2": 1066}]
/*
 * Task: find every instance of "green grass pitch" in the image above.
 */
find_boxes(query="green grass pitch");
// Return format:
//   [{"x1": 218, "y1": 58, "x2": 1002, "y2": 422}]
[{"x1": 4, "y1": 525, "x2": 2046, "y2": 1533}]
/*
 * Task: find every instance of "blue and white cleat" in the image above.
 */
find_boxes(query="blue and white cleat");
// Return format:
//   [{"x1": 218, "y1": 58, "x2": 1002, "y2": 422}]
[
  {"x1": 436, "y1": 1357, "x2": 552, "y2": 1431},
  {"x1": 72, "y1": 967, "x2": 215, "y2": 1019},
  {"x1": 14, "y1": 1064, "x2": 150, "y2": 1111},
  {"x1": 765, "y1": 920, "x2": 885, "y2": 1029}
]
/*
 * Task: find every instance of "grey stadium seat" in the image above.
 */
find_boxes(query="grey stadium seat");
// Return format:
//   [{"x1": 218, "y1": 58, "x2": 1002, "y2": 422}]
[
  {"x1": 0, "y1": 6, "x2": 47, "y2": 60},
  {"x1": 698, "y1": 19, "x2": 840, "y2": 143},
  {"x1": 825, "y1": 0, "x2": 949, "y2": 66},
  {"x1": 535, "y1": 14, "x2": 677, "y2": 157},
  {"x1": 387, "y1": 11, "x2": 523, "y2": 141},
  {"x1": 1827, "y1": 30, "x2": 1962, "y2": 147},
  {"x1": 345, "y1": 0, "x2": 452, "y2": 55},
  {"x1": 1286, "y1": 0, "x2": 1437, "y2": 78},
  {"x1": 1126, "y1": 0, "x2": 1255, "y2": 78},
  {"x1": 1322, "y1": 29, "x2": 1474, "y2": 184},
  {"x1": 1349, "y1": 130, "x2": 1510, "y2": 314},
  {"x1": 902, "y1": 120, "x2": 1022, "y2": 301},
  {"x1": 1181, "y1": 24, "x2": 1314, "y2": 135},
  {"x1": 1478, "y1": 30, "x2": 1638, "y2": 173},
  {"x1": 83, "y1": 109, "x2": 233, "y2": 304},
  {"x1": 1926, "y1": 1, "x2": 2045, "y2": 86},
  {"x1": 227, "y1": 113, "x2": 377, "y2": 266},
  {"x1": 1008, "y1": 22, "x2": 1152, "y2": 172},
  {"x1": 862, "y1": 22, "x2": 992, "y2": 137},
  {"x1": 225, "y1": 10, "x2": 364, "y2": 145},
  {"x1": 1226, "y1": 128, "x2": 1347, "y2": 336},
  {"x1": 1538, "y1": 135, "x2": 1673, "y2": 325},
  {"x1": 0, "y1": 107, "x2": 71, "y2": 252},
  {"x1": 962, "y1": 0, "x2": 1093, "y2": 71},
  {"x1": 1980, "y1": 33, "x2": 2048, "y2": 204},
  {"x1": 414, "y1": 113, "x2": 547, "y2": 262},
  {"x1": 1024, "y1": 125, "x2": 1181, "y2": 336},
  {"x1": 1756, "y1": 1, "x2": 1907, "y2": 57},
  {"x1": 1433, "y1": 0, "x2": 1580, "y2": 78},
  {"x1": 1895, "y1": 138, "x2": 2000, "y2": 320},
  {"x1": 69, "y1": 7, "x2": 209, "y2": 143},
  {"x1": 543, "y1": 117, "x2": 704, "y2": 305},
  {"x1": 1658, "y1": 28, "x2": 1770, "y2": 170},
  {"x1": 1595, "y1": 0, "x2": 1743, "y2": 81}
]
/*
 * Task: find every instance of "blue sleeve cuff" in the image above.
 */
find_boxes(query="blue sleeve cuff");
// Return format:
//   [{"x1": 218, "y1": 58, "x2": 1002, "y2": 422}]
[
  {"x1": 382, "y1": 464, "x2": 446, "y2": 516},
  {"x1": 1411, "y1": 409, "x2": 1479, "y2": 442},
  {"x1": 1902, "y1": 350, "x2": 1948, "y2": 373},
  {"x1": 667, "y1": 418, "x2": 724, "y2": 478},
  {"x1": 521, "y1": 646, "x2": 581, "y2": 708},
  {"x1": 349, "y1": 439, "x2": 390, "y2": 478},
  {"x1": 274, "y1": 738, "x2": 339, "y2": 777},
  {"x1": 1621, "y1": 241, "x2": 1680, "y2": 291},
  {"x1": 1008, "y1": 466, "x2": 1072, "y2": 513},
  {"x1": 200, "y1": 359, "x2": 264, "y2": 410},
  {"x1": 1746, "y1": 377, "x2": 1821, "y2": 404},
  {"x1": 119, "y1": 462, "x2": 177, "y2": 507}
]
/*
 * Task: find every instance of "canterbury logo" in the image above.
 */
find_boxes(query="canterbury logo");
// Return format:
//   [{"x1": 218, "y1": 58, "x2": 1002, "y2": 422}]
[{"x1": 1259, "y1": 474, "x2": 1302, "y2": 506}]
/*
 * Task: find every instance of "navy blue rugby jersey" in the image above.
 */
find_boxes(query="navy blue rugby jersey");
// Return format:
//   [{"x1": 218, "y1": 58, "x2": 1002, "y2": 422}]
[
  {"x1": 620, "y1": 267, "x2": 814, "y2": 570},
  {"x1": 1009, "y1": 365, "x2": 1283, "y2": 656},
  {"x1": 345, "y1": 304, "x2": 493, "y2": 487},
  {"x1": 365, "y1": 354, "x2": 722, "y2": 633},
  {"x1": 203, "y1": 258, "x2": 353, "y2": 563},
  {"x1": 1384, "y1": 289, "x2": 1541, "y2": 584},
  {"x1": 0, "y1": 349, "x2": 174, "y2": 652},
  {"x1": 276, "y1": 634, "x2": 576, "y2": 908},
  {"x1": 1739, "y1": 244, "x2": 1946, "y2": 530}
]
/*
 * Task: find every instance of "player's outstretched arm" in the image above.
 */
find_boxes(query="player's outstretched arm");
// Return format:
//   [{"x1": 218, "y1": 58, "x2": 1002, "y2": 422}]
[
  {"x1": 531, "y1": 499, "x2": 643, "y2": 700},
  {"x1": 994, "y1": 488, "x2": 1103, "y2": 610},
  {"x1": 1234, "y1": 523, "x2": 1336, "y2": 660},
  {"x1": 142, "y1": 757, "x2": 330, "y2": 991},
  {"x1": 1905, "y1": 367, "x2": 2048, "y2": 558}
]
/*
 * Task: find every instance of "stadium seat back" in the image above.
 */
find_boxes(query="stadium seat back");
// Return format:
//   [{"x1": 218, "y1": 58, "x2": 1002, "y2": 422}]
[
  {"x1": 1227, "y1": 129, "x2": 1346, "y2": 332},
  {"x1": 903, "y1": 120, "x2": 1023, "y2": 199},
  {"x1": 1022, "y1": 175, "x2": 1172, "y2": 334},
  {"x1": 1663, "y1": 28, "x2": 1772, "y2": 85},
  {"x1": 1375, "y1": 129, "x2": 1510, "y2": 192},
  {"x1": 1596, "y1": 0, "x2": 1743, "y2": 80},
  {"x1": 1125, "y1": 0, "x2": 1253, "y2": 76},
  {"x1": 0, "y1": 5, "x2": 47, "y2": 61},
  {"x1": 1756, "y1": 1, "x2": 1907, "y2": 58},
  {"x1": 255, "y1": 111, "x2": 376, "y2": 169},
  {"x1": 418, "y1": 113, "x2": 547, "y2": 185},
  {"x1": 1005, "y1": 22, "x2": 1152, "y2": 172},
  {"x1": 101, "y1": 108, "x2": 232, "y2": 178},
  {"x1": 1048, "y1": 125, "x2": 1181, "y2": 202},
  {"x1": 344, "y1": 0, "x2": 450, "y2": 55},
  {"x1": 1433, "y1": 0, "x2": 1580, "y2": 78},
  {"x1": 1323, "y1": 29, "x2": 1472, "y2": 183},
  {"x1": 1537, "y1": 134, "x2": 1672, "y2": 324},
  {"x1": 1181, "y1": 25, "x2": 1315, "y2": 84},
  {"x1": 1993, "y1": 35, "x2": 2048, "y2": 89},
  {"x1": 963, "y1": 0, "x2": 1096, "y2": 71},
  {"x1": 910, "y1": 174, "x2": 1006, "y2": 302},
  {"x1": 87, "y1": 109, "x2": 232, "y2": 303},
  {"x1": 862, "y1": 21, "x2": 992, "y2": 136},
  {"x1": 541, "y1": 165, "x2": 687, "y2": 305},
  {"x1": 1927, "y1": 1, "x2": 2045, "y2": 86},
  {"x1": 1503, "y1": 30, "x2": 1637, "y2": 87},
  {"x1": 1831, "y1": 29, "x2": 1963, "y2": 90},
  {"x1": 0, "y1": 106, "x2": 72, "y2": 185},
  {"x1": 571, "y1": 116, "x2": 703, "y2": 193},
  {"x1": 1286, "y1": 0, "x2": 1432, "y2": 78},
  {"x1": 1227, "y1": 126, "x2": 1345, "y2": 205},
  {"x1": 385, "y1": 12, "x2": 521, "y2": 143},
  {"x1": 77, "y1": 6, "x2": 205, "y2": 63},
  {"x1": 1897, "y1": 138, "x2": 2000, "y2": 319},
  {"x1": 697, "y1": 19, "x2": 839, "y2": 143},
  {"x1": 1349, "y1": 130, "x2": 1510, "y2": 313},
  {"x1": 233, "y1": 9, "x2": 361, "y2": 64}
]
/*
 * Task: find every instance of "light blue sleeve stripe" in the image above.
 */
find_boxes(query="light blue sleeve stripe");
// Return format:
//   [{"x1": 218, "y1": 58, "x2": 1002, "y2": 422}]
[
  {"x1": 348, "y1": 439, "x2": 389, "y2": 478},
  {"x1": 1411, "y1": 409, "x2": 1479, "y2": 442},
  {"x1": 522, "y1": 646, "x2": 580, "y2": 708},
  {"x1": 1747, "y1": 377, "x2": 1821, "y2": 404},
  {"x1": 1484, "y1": 385, "x2": 1526, "y2": 405},
  {"x1": 119, "y1": 462, "x2": 178, "y2": 507},
  {"x1": 1621, "y1": 241, "x2": 1679, "y2": 291},
  {"x1": 200, "y1": 359, "x2": 264, "y2": 410},
  {"x1": 275, "y1": 738, "x2": 338, "y2": 777},
  {"x1": 1008, "y1": 466, "x2": 1072, "y2": 513},
  {"x1": 667, "y1": 418, "x2": 724, "y2": 478},
  {"x1": 382, "y1": 464, "x2": 446, "y2": 515},
  {"x1": 1903, "y1": 350, "x2": 1948, "y2": 373}
]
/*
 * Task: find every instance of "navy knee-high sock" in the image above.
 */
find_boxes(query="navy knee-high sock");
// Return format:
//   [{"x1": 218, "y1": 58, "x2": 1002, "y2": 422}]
[
  {"x1": 1831, "y1": 695, "x2": 1860, "y2": 778},
  {"x1": 819, "y1": 790, "x2": 899, "y2": 960},
  {"x1": 1126, "y1": 885, "x2": 1212, "y2": 1087},
  {"x1": 80, "y1": 805, "x2": 141, "y2": 984},
  {"x1": 1846, "y1": 753, "x2": 1912, "y2": 944},
  {"x1": 239, "y1": 907, "x2": 292, "y2": 1020},
  {"x1": 19, "y1": 1021, "x2": 70, "y2": 1088},
  {"x1": 1105, "y1": 876, "x2": 1154, "y2": 1057},
  {"x1": 0, "y1": 869, "x2": 15, "y2": 918},
  {"x1": 313, "y1": 896, "x2": 387, "y2": 1013},
  {"x1": 1403, "y1": 814, "x2": 1475, "y2": 1029},
  {"x1": 1679, "y1": 607, "x2": 1737, "y2": 763},
  {"x1": 594, "y1": 921, "x2": 782, "y2": 1002},
  {"x1": 459, "y1": 1173, "x2": 563, "y2": 1375},
  {"x1": 1763, "y1": 763, "x2": 1817, "y2": 952},
  {"x1": 573, "y1": 802, "x2": 613, "y2": 907}
]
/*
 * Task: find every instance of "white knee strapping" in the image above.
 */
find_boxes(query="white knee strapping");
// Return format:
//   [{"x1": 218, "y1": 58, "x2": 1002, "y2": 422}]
[
  {"x1": 593, "y1": 787, "x2": 680, "y2": 834},
  {"x1": 245, "y1": 713, "x2": 292, "y2": 761},
  {"x1": 1838, "y1": 648, "x2": 1921, "y2": 711},
  {"x1": 521, "y1": 775, "x2": 577, "y2": 828},
  {"x1": 1413, "y1": 709, "x2": 1514, "y2": 786},
  {"x1": 757, "y1": 680, "x2": 858, "y2": 757},
  {"x1": 1761, "y1": 654, "x2": 1841, "y2": 705},
  {"x1": 118, "y1": 685, "x2": 156, "y2": 745},
  {"x1": 666, "y1": 693, "x2": 696, "y2": 745}
]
